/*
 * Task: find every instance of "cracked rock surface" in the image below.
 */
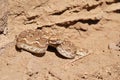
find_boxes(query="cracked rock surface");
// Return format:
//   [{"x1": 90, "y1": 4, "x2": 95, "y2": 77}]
[{"x1": 0, "y1": 0, "x2": 120, "y2": 80}]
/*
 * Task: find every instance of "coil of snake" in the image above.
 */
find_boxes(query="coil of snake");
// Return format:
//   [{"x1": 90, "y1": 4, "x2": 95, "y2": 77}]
[{"x1": 16, "y1": 28, "x2": 90, "y2": 59}]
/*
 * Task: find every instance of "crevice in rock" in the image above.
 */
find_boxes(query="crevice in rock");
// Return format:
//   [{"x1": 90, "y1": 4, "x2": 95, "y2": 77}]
[
  {"x1": 79, "y1": 19, "x2": 100, "y2": 25},
  {"x1": 83, "y1": 2, "x2": 103, "y2": 11},
  {"x1": 26, "y1": 15, "x2": 39, "y2": 21},
  {"x1": 50, "y1": 8, "x2": 68, "y2": 15},
  {"x1": 50, "y1": 6, "x2": 81, "y2": 15},
  {"x1": 113, "y1": 10, "x2": 120, "y2": 13},
  {"x1": 83, "y1": 4, "x2": 99, "y2": 11},
  {"x1": 56, "y1": 21, "x2": 76, "y2": 28},
  {"x1": 56, "y1": 19, "x2": 100, "y2": 28},
  {"x1": 106, "y1": 0, "x2": 120, "y2": 5},
  {"x1": 33, "y1": 0, "x2": 49, "y2": 9},
  {"x1": 23, "y1": 15, "x2": 39, "y2": 25}
]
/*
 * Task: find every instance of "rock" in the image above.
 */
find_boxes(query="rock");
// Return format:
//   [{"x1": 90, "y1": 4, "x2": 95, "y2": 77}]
[
  {"x1": 108, "y1": 42, "x2": 120, "y2": 51},
  {"x1": 74, "y1": 22, "x2": 88, "y2": 31},
  {"x1": 0, "y1": 0, "x2": 8, "y2": 34}
]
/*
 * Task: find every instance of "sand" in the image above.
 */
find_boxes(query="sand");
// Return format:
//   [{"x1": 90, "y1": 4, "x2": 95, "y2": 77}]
[{"x1": 0, "y1": 0, "x2": 120, "y2": 80}]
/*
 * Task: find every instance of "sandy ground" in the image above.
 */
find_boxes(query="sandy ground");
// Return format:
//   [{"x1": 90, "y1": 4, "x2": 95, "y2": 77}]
[{"x1": 0, "y1": 0, "x2": 120, "y2": 80}]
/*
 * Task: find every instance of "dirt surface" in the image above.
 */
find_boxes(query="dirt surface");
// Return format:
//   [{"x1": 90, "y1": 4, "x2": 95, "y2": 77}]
[{"x1": 0, "y1": 0, "x2": 120, "y2": 80}]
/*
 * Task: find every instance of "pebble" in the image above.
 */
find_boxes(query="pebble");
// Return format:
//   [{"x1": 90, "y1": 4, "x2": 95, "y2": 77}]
[{"x1": 108, "y1": 42, "x2": 120, "y2": 51}]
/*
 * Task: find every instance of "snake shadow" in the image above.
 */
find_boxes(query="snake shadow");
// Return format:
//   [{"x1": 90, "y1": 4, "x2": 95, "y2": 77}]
[{"x1": 47, "y1": 46, "x2": 69, "y2": 59}]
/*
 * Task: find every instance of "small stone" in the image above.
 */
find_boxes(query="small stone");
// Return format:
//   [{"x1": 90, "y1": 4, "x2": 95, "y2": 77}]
[
  {"x1": 92, "y1": 25, "x2": 104, "y2": 31},
  {"x1": 80, "y1": 25, "x2": 88, "y2": 31},
  {"x1": 74, "y1": 22, "x2": 88, "y2": 31},
  {"x1": 108, "y1": 42, "x2": 120, "y2": 51}
]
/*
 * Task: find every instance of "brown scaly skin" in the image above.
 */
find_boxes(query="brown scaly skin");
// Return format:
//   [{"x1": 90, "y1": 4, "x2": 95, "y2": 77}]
[{"x1": 16, "y1": 28, "x2": 90, "y2": 59}]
